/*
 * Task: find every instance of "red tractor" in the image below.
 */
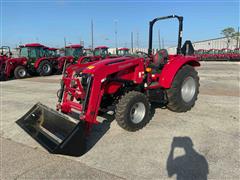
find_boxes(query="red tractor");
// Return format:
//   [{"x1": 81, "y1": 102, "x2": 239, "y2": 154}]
[
  {"x1": 48, "y1": 48, "x2": 59, "y2": 58},
  {"x1": 194, "y1": 49, "x2": 206, "y2": 61},
  {"x1": 56, "y1": 44, "x2": 84, "y2": 72},
  {"x1": 117, "y1": 48, "x2": 130, "y2": 56},
  {"x1": 19, "y1": 43, "x2": 61, "y2": 76},
  {"x1": 0, "y1": 46, "x2": 28, "y2": 80},
  {"x1": 205, "y1": 49, "x2": 219, "y2": 61},
  {"x1": 83, "y1": 48, "x2": 93, "y2": 56},
  {"x1": 43, "y1": 47, "x2": 59, "y2": 58},
  {"x1": 231, "y1": 48, "x2": 240, "y2": 61},
  {"x1": 17, "y1": 15, "x2": 200, "y2": 156},
  {"x1": 77, "y1": 46, "x2": 117, "y2": 64},
  {"x1": 219, "y1": 48, "x2": 232, "y2": 61}
]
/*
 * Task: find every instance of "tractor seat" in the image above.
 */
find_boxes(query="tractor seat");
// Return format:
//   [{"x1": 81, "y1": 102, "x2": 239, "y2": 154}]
[{"x1": 153, "y1": 49, "x2": 169, "y2": 67}]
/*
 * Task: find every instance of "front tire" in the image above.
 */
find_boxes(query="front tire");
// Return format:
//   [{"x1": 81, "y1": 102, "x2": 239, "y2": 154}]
[
  {"x1": 37, "y1": 60, "x2": 52, "y2": 76},
  {"x1": 0, "y1": 72, "x2": 6, "y2": 81},
  {"x1": 14, "y1": 66, "x2": 27, "y2": 79},
  {"x1": 115, "y1": 91, "x2": 150, "y2": 132},
  {"x1": 166, "y1": 65, "x2": 199, "y2": 112}
]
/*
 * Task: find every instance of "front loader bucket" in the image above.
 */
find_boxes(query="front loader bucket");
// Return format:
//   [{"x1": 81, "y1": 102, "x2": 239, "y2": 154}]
[{"x1": 16, "y1": 102, "x2": 86, "y2": 156}]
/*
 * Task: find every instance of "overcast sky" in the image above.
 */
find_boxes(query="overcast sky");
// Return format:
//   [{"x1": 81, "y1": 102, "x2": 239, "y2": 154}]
[{"x1": 1, "y1": 0, "x2": 239, "y2": 48}]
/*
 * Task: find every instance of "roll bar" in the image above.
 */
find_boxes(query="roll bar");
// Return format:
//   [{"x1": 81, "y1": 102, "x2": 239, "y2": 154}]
[
  {"x1": 148, "y1": 15, "x2": 183, "y2": 55},
  {"x1": 0, "y1": 46, "x2": 11, "y2": 56}
]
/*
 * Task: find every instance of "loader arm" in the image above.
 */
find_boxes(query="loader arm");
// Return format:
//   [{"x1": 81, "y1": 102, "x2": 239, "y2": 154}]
[{"x1": 60, "y1": 57, "x2": 145, "y2": 124}]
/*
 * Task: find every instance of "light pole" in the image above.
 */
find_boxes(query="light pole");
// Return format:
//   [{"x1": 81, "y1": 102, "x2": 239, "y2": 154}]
[
  {"x1": 131, "y1": 32, "x2": 133, "y2": 53},
  {"x1": 91, "y1": 19, "x2": 94, "y2": 50},
  {"x1": 114, "y1": 20, "x2": 118, "y2": 49},
  {"x1": 158, "y1": 29, "x2": 161, "y2": 50}
]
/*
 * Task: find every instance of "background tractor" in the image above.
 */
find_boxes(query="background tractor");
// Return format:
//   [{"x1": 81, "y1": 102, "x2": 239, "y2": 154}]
[
  {"x1": 116, "y1": 48, "x2": 130, "y2": 56},
  {"x1": 44, "y1": 47, "x2": 59, "y2": 58},
  {"x1": 19, "y1": 43, "x2": 60, "y2": 76},
  {"x1": 17, "y1": 15, "x2": 200, "y2": 156},
  {"x1": 218, "y1": 48, "x2": 232, "y2": 61},
  {"x1": 77, "y1": 46, "x2": 117, "y2": 64},
  {"x1": 231, "y1": 48, "x2": 240, "y2": 60},
  {"x1": 56, "y1": 44, "x2": 84, "y2": 73},
  {"x1": 0, "y1": 46, "x2": 28, "y2": 80},
  {"x1": 83, "y1": 48, "x2": 93, "y2": 56}
]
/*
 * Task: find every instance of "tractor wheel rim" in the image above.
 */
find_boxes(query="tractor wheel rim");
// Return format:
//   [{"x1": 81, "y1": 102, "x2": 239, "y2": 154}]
[
  {"x1": 181, "y1": 76, "x2": 196, "y2": 103},
  {"x1": 130, "y1": 102, "x2": 146, "y2": 124},
  {"x1": 43, "y1": 64, "x2": 50, "y2": 73},
  {"x1": 18, "y1": 69, "x2": 26, "y2": 77}
]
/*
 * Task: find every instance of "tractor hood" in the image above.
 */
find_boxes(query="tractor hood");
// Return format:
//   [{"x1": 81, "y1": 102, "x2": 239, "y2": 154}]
[
  {"x1": 82, "y1": 56, "x2": 137, "y2": 74},
  {"x1": 0, "y1": 56, "x2": 8, "y2": 62},
  {"x1": 6, "y1": 57, "x2": 28, "y2": 64},
  {"x1": 58, "y1": 56, "x2": 74, "y2": 61}
]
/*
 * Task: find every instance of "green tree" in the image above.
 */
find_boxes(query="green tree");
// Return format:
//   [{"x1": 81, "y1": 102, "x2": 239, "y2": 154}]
[
  {"x1": 221, "y1": 27, "x2": 235, "y2": 37},
  {"x1": 221, "y1": 27, "x2": 239, "y2": 48}
]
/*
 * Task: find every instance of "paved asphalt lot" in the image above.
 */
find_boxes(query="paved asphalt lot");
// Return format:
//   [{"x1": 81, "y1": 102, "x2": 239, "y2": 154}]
[{"x1": 0, "y1": 62, "x2": 239, "y2": 179}]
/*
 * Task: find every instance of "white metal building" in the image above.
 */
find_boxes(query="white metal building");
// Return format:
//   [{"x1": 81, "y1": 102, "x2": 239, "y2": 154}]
[{"x1": 167, "y1": 36, "x2": 240, "y2": 54}]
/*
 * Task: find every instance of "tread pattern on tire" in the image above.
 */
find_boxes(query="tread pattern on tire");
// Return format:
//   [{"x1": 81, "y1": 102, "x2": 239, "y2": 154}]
[
  {"x1": 115, "y1": 91, "x2": 150, "y2": 132},
  {"x1": 14, "y1": 66, "x2": 27, "y2": 79},
  {"x1": 37, "y1": 60, "x2": 52, "y2": 76},
  {"x1": 167, "y1": 65, "x2": 200, "y2": 112}
]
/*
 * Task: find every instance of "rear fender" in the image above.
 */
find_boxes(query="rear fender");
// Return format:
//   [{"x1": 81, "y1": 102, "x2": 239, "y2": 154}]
[
  {"x1": 34, "y1": 57, "x2": 48, "y2": 69},
  {"x1": 4, "y1": 57, "x2": 27, "y2": 77},
  {"x1": 57, "y1": 56, "x2": 74, "y2": 69},
  {"x1": 77, "y1": 56, "x2": 101, "y2": 64},
  {"x1": 159, "y1": 56, "x2": 200, "y2": 88},
  {"x1": 4, "y1": 62, "x2": 13, "y2": 77}
]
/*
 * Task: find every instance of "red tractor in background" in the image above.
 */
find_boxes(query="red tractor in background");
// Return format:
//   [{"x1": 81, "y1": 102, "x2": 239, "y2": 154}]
[
  {"x1": 18, "y1": 15, "x2": 200, "y2": 156},
  {"x1": 206, "y1": 49, "x2": 219, "y2": 60},
  {"x1": 194, "y1": 49, "x2": 206, "y2": 61},
  {"x1": 47, "y1": 48, "x2": 59, "y2": 58},
  {"x1": 19, "y1": 43, "x2": 61, "y2": 76},
  {"x1": 231, "y1": 48, "x2": 240, "y2": 60},
  {"x1": 0, "y1": 46, "x2": 28, "y2": 80},
  {"x1": 56, "y1": 44, "x2": 84, "y2": 72},
  {"x1": 42, "y1": 47, "x2": 59, "y2": 58},
  {"x1": 116, "y1": 48, "x2": 130, "y2": 56},
  {"x1": 195, "y1": 48, "x2": 240, "y2": 61},
  {"x1": 83, "y1": 48, "x2": 93, "y2": 56},
  {"x1": 77, "y1": 46, "x2": 117, "y2": 64},
  {"x1": 219, "y1": 48, "x2": 232, "y2": 61}
]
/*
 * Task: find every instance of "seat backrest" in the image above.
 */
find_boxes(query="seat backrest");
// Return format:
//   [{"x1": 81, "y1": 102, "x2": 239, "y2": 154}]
[
  {"x1": 181, "y1": 40, "x2": 194, "y2": 55},
  {"x1": 153, "y1": 49, "x2": 168, "y2": 66}
]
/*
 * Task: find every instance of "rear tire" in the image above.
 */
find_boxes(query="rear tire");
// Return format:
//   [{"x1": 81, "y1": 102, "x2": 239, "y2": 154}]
[
  {"x1": 28, "y1": 70, "x2": 38, "y2": 76},
  {"x1": 56, "y1": 62, "x2": 71, "y2": 74},
  {"x1": 14, "y1": 66, "x2": 27, "y2": 79},
  {"x1": 166, "y1": 65, "x2": 199, "y2": 112},
  {"x1": 37, "y1": 60, "x2": 52, "y2": 76},
  {"x1": 115, "y1": 91, "x2": 150, "y2": 132},
  {"x1": 0, "y1": 72, "x2": 6, "y2": 81}
]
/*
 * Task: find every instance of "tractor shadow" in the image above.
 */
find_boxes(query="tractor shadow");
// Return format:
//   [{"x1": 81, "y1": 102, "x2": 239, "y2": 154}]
[
  {"x1": 166, "y1": 136, "x2": 209, "y2": 180},
  {"x1": 85, "y1": 112, "x2": 115, "y2": 153},
  {"x1": 85, "y1": 102, "x2": 165, "y2": 154}
]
